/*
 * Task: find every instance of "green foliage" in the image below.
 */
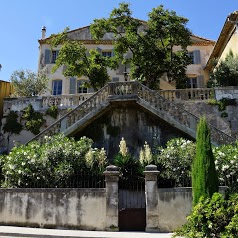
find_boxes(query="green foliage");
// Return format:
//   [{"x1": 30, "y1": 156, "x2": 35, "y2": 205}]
[
  {"x1": 220, "y1": 112, "x2": 228, "y2": 118},
  {"x1": 22, "y1": 104, "x2": 45, "y2": 135},
  {"x1": 10, "y1": 68, "x2": 49, "y2": 97},
  {"x1": 48, "y1": 30, "x2": 111, "y2": 91},
  {"x1": 91, "y1": 3, "x2": 191, "y2": 89},
  {"x1": 155, "y1": 138, "x2": 195, "y2": 187},
  {"x1": 192, "y1": 117, "x2": 219, "y2": 205},
  {"x1": 208, "y1": 98, "x2": 236, "y2": 114},
  {"x1": 3, "y1": 111, "x2": 23, "y2": 135},
  {"x1": 174, "y1": 193, "x2": 228, "y2": 237},
  {"x1": 1, "y1": 134, "x2": 107, "y2": 188},
  {"x1": 174, "y1": 193, "x2": 238, "y2": 237},
  {"x1": 46, "y1": 105, "x2": 58, "y2": 119},
  {"x1": 208, "y1": 51, "x2": 238, "y2": 87},
  {"x1": 213, "y1": 142, "x2": 238, "y2": 189}
]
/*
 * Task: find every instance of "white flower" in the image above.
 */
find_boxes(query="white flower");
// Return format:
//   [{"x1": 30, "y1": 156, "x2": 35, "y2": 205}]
[{"x1": 119, "y1": 137, "x2": 128, "y2": 157}]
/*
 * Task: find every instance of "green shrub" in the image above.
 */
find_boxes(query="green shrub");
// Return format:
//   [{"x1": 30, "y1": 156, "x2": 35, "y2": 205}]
[
  {"x1": 155, "y1": 138, "x2": 195, "y2": 187},
  {"x1": 3, "y1": 111, "x2": 23, "y2": 135},
  {"x1": 22, "y1": 104, "x2": 45, "y2": 135},
  {"x1": 174, "y1": 193, "x2": 238, "y2": 237},
  {"x1": 1, "y1": 134, "x2": 107, "y2": 188},
  {"x1": 192, "y1": 117, "x2": 218, "y2": 205},
  {"x1": 46, "y1": 105, "x2": 58, "y2": 119}
]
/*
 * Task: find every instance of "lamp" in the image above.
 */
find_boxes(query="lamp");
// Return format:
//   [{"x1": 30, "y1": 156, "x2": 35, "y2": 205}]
[{"x1": 124, "y1": 65, "x2": 128, "y2": 81}]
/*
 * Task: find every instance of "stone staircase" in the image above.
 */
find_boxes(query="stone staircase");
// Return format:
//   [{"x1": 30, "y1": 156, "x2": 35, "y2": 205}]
[{"x1": 27, "y1": 82, "x2": 235, "y2": 145}]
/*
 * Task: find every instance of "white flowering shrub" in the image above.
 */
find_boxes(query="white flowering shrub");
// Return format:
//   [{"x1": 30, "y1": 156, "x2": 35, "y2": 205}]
[
  {"x1": 1, "y1": 134, "x2": 107, "y2": 188},
  {"x1": 155, "y1": 138, "x2": 196, "y2": 187},
  {"x1": 213, "y1": 143, "x2": 238, "y2": 188}
]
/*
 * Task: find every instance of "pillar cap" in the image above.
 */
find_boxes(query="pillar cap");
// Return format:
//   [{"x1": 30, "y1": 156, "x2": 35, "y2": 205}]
[
  {"x1": 106, "y1": 165, "x2": 119, "y2": 171},
  {"x1": 145, "y1": 164, "x2": 158, "y2": 171}
]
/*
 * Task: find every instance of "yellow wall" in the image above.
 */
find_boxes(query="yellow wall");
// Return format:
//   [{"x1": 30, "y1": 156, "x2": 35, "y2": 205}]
[
  {"x1": 0, "y1": 81, "x2": 13, "y2": 119},
  {"x1": 219, "y1": 31, "x2": 238, "y2": 62}
]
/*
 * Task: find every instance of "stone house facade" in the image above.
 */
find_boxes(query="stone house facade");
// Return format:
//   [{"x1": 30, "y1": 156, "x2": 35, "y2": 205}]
[{"x1": 38, "y1": 24, "x2": 215, "y2": 95}]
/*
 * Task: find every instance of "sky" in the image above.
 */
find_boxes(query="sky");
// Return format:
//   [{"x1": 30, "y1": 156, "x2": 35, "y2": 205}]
[{"x1": 0, "y1": 0, "x2": 238, "y2": 81}]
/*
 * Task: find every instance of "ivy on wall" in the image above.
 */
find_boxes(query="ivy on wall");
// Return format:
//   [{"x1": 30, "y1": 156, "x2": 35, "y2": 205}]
[{"x1": 22, "y1": 104, "x2": 45, "y2": 135}]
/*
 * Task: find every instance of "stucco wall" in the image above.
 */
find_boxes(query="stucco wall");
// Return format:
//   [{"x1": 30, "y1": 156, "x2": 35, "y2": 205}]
[
  {"x1": 0, "y1": 188, "x2": 106, "y2": 230},
  {"x1": 219, "y1": 30, "x2": 238, "y2": 63},
  {"x1": 157, "y1": 187, "x2": 192, "y2": 232}
]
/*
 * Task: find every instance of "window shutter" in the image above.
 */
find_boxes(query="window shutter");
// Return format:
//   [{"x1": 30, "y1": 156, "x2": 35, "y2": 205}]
[
  {"x1": 197, "y1": 75, "x2": 204, "y2": 88},
  {"x1": 45, "y1": 49, "x2": 51, "y2": 64},
  {"x1": 97, "y1": 47, "x2": 102, "y2": 55},
  {"x1": 111, "y1": 48, "x2": 115, "y2": 57},
  {"x1": 69, "y1": 77, "x2": 76, "y2": 94},
  {"x1": 193, "y1": 50, "x2": 201, "y2": 64}
]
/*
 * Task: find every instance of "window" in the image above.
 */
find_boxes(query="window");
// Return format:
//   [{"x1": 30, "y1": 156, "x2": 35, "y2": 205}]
[
  {"x1": 102, "y1": 51, "x2": 112, "y2": 57},
  {"x1": 77, "y1": 80, "x2": 88, "y2": 93},
  {"x1": 45, "y1": 49, "x2": 59, "y2": 64},
  {"x1": 187, "y1": 78, "x2": 197, "y2": 88},
  {"x1": 52, "y1": 80, "x2": 62, "y2": 95},
  {"x1": 188, "y1": 50, "x2": 201, "y2": 64},
  {"x1": 51, "y1": 51, "x2": 58, "y2": 63}
]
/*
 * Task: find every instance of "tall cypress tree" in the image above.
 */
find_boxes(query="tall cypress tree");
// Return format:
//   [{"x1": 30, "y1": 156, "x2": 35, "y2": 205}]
[{"x1": 192, "y1": 117, "x2": 219, "y2": 205}]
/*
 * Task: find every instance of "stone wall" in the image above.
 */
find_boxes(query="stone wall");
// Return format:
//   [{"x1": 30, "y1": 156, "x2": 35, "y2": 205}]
[
  {"x1": 74, "y1": 101, "x2": 192, "y2": 161},
  {"x1": 0, "y1": 188, "x2": 106, "y2": 230},
  {"x1": 157, "y1": 187, "x2": 192, "y2": 232}
]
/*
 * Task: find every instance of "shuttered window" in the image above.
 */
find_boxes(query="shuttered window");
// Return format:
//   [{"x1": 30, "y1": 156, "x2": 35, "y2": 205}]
[
  {"x1": 45, "y1": 49, "x2": 59, "y2": 64},
  {"x1": 69, "y1": 77, "x2": 76, "y2": 94},
  {"x1": 52, "y1": 80, "x2": 62, "y2": 95}
]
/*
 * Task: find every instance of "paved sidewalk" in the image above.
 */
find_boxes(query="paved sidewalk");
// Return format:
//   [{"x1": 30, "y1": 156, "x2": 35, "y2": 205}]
[{"x1": 0, "y1": 226, "x2": 174, "y2": 238}]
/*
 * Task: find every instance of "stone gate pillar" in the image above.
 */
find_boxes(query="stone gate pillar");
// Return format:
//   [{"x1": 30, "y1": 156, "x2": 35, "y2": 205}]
[
  {"x1": 144, "y1": 164, "x2": 159, "y2": 232},
  {"x1": 103, "y1": 165, "x2": 120, "y2": 231}
]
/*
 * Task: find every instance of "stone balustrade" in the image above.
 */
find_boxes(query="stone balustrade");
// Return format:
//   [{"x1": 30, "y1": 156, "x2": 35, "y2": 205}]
[
  {"x1": 19, "y1": 81, "x2": 235, "y2": 146},
  {"x1": 42, "y1": 93, "x2": 94, "y2": 108},
  {"x1": 159, "y1": 88, "x2": 213, "y2": 101}
]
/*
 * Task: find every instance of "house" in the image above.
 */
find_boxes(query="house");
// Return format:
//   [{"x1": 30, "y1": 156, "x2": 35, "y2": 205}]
[
  {"x1": 38, "y1": 24, "x2": 215, "y2": 95},
  {"x1": 205, "y1": 10, "x2": 238, "y2": 73}
]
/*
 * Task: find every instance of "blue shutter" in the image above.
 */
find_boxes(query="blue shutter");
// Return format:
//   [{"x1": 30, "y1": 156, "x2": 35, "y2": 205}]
[
  {"x1": 193, "y1": 50, "x2": 201, "y2": 64},
  {"x1": 45, "y1": 49, "x2": 51, "y2": 64},
  {"x1": 69, "y1": 77, "x2": 76, "y2": 94}
]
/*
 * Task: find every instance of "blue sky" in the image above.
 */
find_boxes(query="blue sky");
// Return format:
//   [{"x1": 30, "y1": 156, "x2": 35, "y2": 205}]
[{"x1": 0, "y1": 0, "x2": 237, "y2": 81}]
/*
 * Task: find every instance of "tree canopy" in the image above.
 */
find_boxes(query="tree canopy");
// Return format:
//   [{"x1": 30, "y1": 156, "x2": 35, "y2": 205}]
[
  {"x1": 208, "y1": 51, "x2": 238, "y2": 87},
  {"x1": 48, "y1": 29, "x2": 116, "y2": 91},
  {"x1": 90, "y1": 3, "x2": 192, "y2": 89},
  {"x1": 10, "y1": 68, "x2": 49, "y2": 97}
]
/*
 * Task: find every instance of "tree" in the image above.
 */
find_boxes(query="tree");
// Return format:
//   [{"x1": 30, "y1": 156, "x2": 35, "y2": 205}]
[
  {"x1": 10, "y1": 68, "x2": 49, "y2": 97},
  {"x1": 208, "y1": 50, "x2": 238, "y2": 87},
  {"x1": 192, "y1": 117, "x2": 219, "y2": 205},
  {"x1": 90, "y1": 3, "x2": 192, "y2": 89},
  {"x1": 48, "y1": 29, "x2": 116, "y2": 91}
]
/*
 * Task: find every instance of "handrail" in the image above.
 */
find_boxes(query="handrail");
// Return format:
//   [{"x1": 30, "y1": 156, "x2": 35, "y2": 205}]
[
  {"x1": 26, "y1": 81, "x2": 236, "y2": 145},
  {"x1": 26, "y1": 84, "x2": 110, "y2": 144}
]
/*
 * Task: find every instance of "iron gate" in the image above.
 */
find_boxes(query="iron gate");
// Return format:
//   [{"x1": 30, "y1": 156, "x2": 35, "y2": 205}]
[{"x1": 118, "y1": 179, "x2": 146, "y2": 231}]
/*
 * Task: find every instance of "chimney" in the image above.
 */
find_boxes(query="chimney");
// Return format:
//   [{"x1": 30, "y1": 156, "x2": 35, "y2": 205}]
[{"x1": 41, "y1": 26, "x2": 46, "y2": 39}]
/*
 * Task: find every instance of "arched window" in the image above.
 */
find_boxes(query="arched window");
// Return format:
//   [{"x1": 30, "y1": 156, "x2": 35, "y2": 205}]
[{"x1": 52, "y1": 80, "x2": 62, "y2": 95}]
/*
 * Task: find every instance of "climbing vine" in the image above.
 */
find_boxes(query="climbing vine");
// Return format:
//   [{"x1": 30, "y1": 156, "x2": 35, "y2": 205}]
[{"x1": 22, "y1": 104, "x2": 45, "y2": 135}]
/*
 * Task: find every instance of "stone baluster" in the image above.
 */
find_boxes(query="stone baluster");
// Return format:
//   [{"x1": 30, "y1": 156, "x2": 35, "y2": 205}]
[
  {"x1": 103, "y1": 165, "x2": 120, "y2": 231},
  {"x1": 144, "y1": 165, "x2": 159, "y2": 232}
]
